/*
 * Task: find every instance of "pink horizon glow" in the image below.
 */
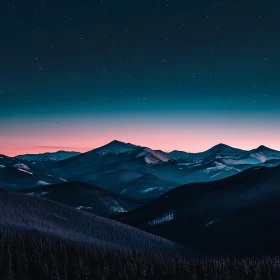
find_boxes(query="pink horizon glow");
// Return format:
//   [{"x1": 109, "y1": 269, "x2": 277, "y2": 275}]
[{"x1": 2, "y1": 121, "x2": 280, "y2": 156}]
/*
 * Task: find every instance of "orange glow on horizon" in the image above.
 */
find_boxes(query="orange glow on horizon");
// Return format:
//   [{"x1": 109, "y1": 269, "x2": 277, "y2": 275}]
[{"x1": 2, "y1": 122, "x2": 280, "y2": 156}]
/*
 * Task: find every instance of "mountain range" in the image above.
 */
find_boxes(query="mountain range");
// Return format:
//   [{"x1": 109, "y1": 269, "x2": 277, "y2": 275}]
[
  {"x1": 2, "y1": 140, "x2": 280, "y2": 278},
  {"x1": 1, "y1": 140, "x2": 280, "y2": 200}
]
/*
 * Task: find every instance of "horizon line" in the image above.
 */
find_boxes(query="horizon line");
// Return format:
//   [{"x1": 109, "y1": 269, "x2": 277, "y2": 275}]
[{"x1": 2, "y1": 140, "x2": 278, "y2": 157}]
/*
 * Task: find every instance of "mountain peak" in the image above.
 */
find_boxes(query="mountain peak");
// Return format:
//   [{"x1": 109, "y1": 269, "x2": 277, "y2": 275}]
[
  {"x1": 105, "y1": 140, "x2": 138, "y2": 148},
  {"x1": 256, "y1": 145, "x2": 269, "y2": 150},
  {"x1": 94, "y1": 140, "x2": 140, "y2": 155},
  {"x1": 202, "y1": 143, "x2": 247, "y2": 157},
  {"x1": 214, "y1": 143, "x2": 231, "y2": 148},
  {"x1": 108, "y1": 140, "x2": 124, "y2": 145},
  {"x1": 208, "y1": 143, "x2": 233, "y2": 152},
  {"x1": 255, "y1": 145, "x2": 279, "y2": 153}
]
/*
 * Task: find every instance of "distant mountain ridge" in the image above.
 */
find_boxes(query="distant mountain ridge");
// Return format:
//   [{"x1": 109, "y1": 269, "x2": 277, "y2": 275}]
[
  {"x1": 49, "y1": 140, "x2": 280, "y2": 198},
  {"x1": 10, "y1": 141, "x2": 280, "y2": 163},
  {"x1": 16, "y1": 150, "x2": 81, "y2": 161},
  {"x1": 166, "y1": 143, "x2": 247, "y2": 162}
]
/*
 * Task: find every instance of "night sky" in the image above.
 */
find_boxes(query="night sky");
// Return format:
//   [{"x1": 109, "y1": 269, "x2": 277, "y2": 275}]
[{"x1": 1, "y1": 0, "x2": 280, "y2": 156}]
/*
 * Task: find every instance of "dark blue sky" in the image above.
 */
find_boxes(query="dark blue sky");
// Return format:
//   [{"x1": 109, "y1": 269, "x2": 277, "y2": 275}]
[{"x1": 1, "y1": 0, "x2": 280, "y2": 155}]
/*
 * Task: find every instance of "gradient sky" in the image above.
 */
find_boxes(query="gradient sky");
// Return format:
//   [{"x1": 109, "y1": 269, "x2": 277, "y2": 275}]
[{"x1": 1, "y1": 0, "x2": 280, "y2": 156}]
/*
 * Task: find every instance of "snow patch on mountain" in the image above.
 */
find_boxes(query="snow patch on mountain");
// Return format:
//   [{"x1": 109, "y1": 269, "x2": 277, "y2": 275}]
[
  {"x1": 210, "y1": 172, "x2": 224, "y2": 179},
  {"x1": 148, "y1": 212, "x2": 175, "y2": 225},
  {"x1": 141, "y1": 186, "x2": 174, "y2": 194},
  {"x1": 222, "y1": 152, "x2": 276, "y2": 166},
  {"x1": 250, "y1": 153, "x2": 268, "y2": 163},
  {"x1": 137, "y1": 148, "x2": 172, "y2": 165},
  {"x1": 101, "y1": 198, "x2": 128, "y2": 213},
  {"x1": 205, "y1": 161, "x2": 241, "y2": 174},
  {"x1": 13, "y1": 163, "x2": 34, "y2": 175},
  {"x1": 110, "y1": 206, "x2": 128, "y2": 213},
  {"x1": 59, "y1": 177, "x2": 67, "y2": 182},
  {"x1": 18, "y1": 169, "x2": 33, "y2": 175},
  {"x1": 37, "y1": 180, "x2": 50, "y2": 186},
  {"x1": 121, "y1": 188, "x2": 128, "y2": 194},
  {"x1": 222, "y1": 158, "x2": 248, "y2": 165},
  {"x1": 13, "y1": 163, "x2": 31, "y2": 171},
  {"x1": 76, "y1": 206, "x2": 93, "y2": 211},
  {"x1": 26, "y1": 192, "x2": 48, "y2": 196},
  {"x1": 205, "y1": 218, "x2": 219, "y2": 227},
  {"x1": 144, "y1": 156, "x2": 161, "y2": 164},
  {"x1": 109, "y1": 200, "x2": 128, "y2": 213}
]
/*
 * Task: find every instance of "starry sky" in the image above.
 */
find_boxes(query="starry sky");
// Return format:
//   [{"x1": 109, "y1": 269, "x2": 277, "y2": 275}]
[{"x1": 1, "y1": 0, "x2": 280, "y2": 156}]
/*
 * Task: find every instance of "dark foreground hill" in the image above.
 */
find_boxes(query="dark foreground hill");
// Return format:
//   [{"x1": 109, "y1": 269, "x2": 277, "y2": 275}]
[
  {"x1": 115, "y1": 165, "x2": 280, "y2": 256},
  {"x1": 0, "y1": 192, "x2": 183, "y2": 254},
  {"x1": 0, "y1": 193, "x2": 280, "y2": 279},
  {"x1": 23, "y1": 181, "x2": 143, "y2": 217}
]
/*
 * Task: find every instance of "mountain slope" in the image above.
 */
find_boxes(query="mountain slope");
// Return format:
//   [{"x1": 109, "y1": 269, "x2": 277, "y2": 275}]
[
  {"x1": 115, "y1": 164, "x2": 280, "y2": 256},
  {"x1": 0, "y1": 165, "x2": 63, "y2": 191},
  {"x1": 0, "y1": 154, "x2": 66, "y2": 190},
  {"x1": 236, "y1": 145, "x2": 280, "y2": 165},
  {"x1": 23, "y1": 181, "x2": 143, "y2": 217},
  {"x1": 0, "y1": 192, "x2": 184, "y2": 255},
  {"x1": 51, "y1": 141, "x2": 177, "y2": 198}
]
